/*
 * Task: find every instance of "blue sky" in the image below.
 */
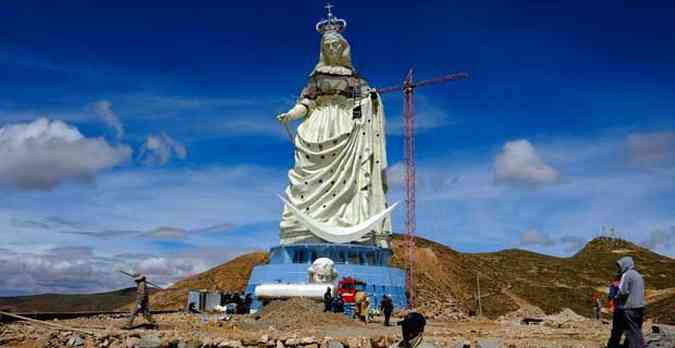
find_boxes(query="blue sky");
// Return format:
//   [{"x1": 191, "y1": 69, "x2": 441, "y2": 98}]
[{"x1": 1, "y1": 1, "x2": 674, "y2": 295}]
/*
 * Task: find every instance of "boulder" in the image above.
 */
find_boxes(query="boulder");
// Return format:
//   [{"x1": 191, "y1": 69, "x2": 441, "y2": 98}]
[
  {"x1": 218, "y1": 339, "x2": 243, "y2": 348},
  {"x1": 126, "y1": 337, "x2": 140, "y2": 348},
  {"x1": 67, "y1": 335, "x2": 85, "y2": 347},
  {"x1": 285, "y1": 338, "x2": 300, "y2": 347},
  {"x1": 300, "y1": 337, "x2": 318, "y2": 345},
  {"x1": 646, "y1": 324, "x2": 675, "y2": 348},
  {"x1": 476, "y1": 339, "x2": 502, "y2": 348},
  {"x1": 322, "y1": 339, "x2": 344, "y2": 348},
  {"x1": 137, "y1": 335, "x2": 162, "y2": 348}
]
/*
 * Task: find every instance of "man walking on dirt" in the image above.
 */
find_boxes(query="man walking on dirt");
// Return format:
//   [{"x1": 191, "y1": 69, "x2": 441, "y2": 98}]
[
  {"x1": 390, "y1": 312, "x2": 437, "y2": 348},
  {"x1": 124, "y1": 273, "x2": 156, "y2": 329},
  {"x1": 380, "y1": 294, "x2": 394, "y2": 326},
  {"x1": 354, "y1": 290, "x2": 369, "y2": 324},
  {"x1": 607, "y1": 256, "x2": 646, "y2": 348}
]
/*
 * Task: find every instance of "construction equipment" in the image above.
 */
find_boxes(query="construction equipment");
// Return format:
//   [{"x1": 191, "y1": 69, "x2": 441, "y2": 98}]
[
  {"x1": 376, "y1": 69, "x2": 468, "y2": 309},
  {"x1": 335, "y1": 277, "x2": 366, "y2": 304}
]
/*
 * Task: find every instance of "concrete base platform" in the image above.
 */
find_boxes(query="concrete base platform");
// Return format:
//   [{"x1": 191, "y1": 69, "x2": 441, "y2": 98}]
[{"x1": 245, "y1": 243, "x2": 407, "y2": 310}]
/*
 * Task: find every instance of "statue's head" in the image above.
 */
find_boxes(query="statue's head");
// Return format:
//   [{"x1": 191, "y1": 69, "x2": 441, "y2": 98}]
[
  {"x1": 311, "y1": 0, "x2": 354, "y2": 80},
  {"x1": 321, "y1": 32, "x2": 351, "y2": 66},
  {"x1": 312, "y1": 31, "x2": 353, "y2": 76},
  {"x1": 307, "y1": 257, "x2": 338, "y2": 284}
]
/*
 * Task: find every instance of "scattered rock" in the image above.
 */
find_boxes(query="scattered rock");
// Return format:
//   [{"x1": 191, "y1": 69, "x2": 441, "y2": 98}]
[
  {"x1": 241, "y1": 337, "x2": 259, "y2": 346},
  {"x1": 259, "y1": 335, "x2": 270, "y2": 345},
  {"x1": 137, "y1": 335, "x2": 162, "y2": 348},
  {"x1": 67, "y1": 334, "x2": 85, "y2": 347},
  {"x1": 322, "y1": 339, "x2": 343, "y2": 348},
  {"x1": 219, "y1": 339, "x2": 243, "y2": 348},
  {"x1": 453, "y1": 337, "x2": 471, "y2": 348},
  {"x1": 126, "y1": 337, "x2": 140, "y2": 348},
  {"x1": 476, "y1": 339, "x2": 502, "y2": 348},
  {"x1": 646, "y1": 324, "x2": 675, "y2": 348},
  {"x1": 300, "y1": 337, "x2": 318, "y2": 345}
]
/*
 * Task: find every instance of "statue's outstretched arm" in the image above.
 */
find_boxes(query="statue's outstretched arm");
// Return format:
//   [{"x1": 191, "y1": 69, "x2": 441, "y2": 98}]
[{"x1": 276, "y1": 103, "x2": 308, "y2": 124}]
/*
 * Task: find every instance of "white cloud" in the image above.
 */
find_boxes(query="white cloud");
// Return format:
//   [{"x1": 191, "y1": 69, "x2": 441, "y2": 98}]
[
  {"x1": 141, "y1": 226, "x2": 189, "y2": 240},
  {"x1": 137, "y1": 132, "x2": 187, "y2": 165},
  {"x1": 626, "y1": 131, "x2": 675, "y2": 168},
  {"x1": 519, "y1": 229, "x2": 555, "y2": 246},
  {"x1": 494, "y1": 139, "x2": 560, "y2": 185},
  {"x1": 560, "y1": 235, "x2": 587, "y2": 253},
  {"x1": 0, "y1": 118, "x2": 131, "y2": 190},
  {"x1": 93, "y1": 100, "x2": 124, "y2": 140},
  {"x1": 0, "y1": 245, "x2": 247, "y2": 295},
  {"x1": 135, "y1": 256, "x2": 208, "y2": 279},
  {"x1": 641, "y1": 226, "x2": 675, "y2": 251}
]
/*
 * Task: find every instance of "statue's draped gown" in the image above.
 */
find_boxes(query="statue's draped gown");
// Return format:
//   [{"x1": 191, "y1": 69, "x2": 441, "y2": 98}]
[{"x1": 280, "y1": 72, "x2": 392, "y2": 248}]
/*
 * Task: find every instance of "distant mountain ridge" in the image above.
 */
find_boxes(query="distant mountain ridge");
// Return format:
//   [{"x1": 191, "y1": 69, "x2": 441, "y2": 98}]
[{"x1": 0, "y1": 287, "x2": 158, "y2": 313}]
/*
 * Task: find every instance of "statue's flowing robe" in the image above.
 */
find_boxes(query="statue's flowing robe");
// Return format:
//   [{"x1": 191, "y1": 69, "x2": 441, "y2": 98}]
[{"x1": 280, "y1": 72, "x2": 391, "y2": 248}]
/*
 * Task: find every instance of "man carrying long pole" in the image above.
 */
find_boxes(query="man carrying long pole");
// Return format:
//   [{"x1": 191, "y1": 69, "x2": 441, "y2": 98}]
[{"x1": 121, "y1": 272, "x2": 158, "y2": 329}]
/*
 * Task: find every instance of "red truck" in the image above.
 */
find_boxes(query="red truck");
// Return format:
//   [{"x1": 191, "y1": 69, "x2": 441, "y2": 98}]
[{"x1": 335, "y1": 277, "x2": 366, "y2": 303}]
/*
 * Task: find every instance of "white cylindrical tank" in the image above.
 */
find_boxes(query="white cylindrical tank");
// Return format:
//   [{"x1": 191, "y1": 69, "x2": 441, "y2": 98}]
[{"x1": 255, "y1": 283, "x2": 335, "y2": 299}]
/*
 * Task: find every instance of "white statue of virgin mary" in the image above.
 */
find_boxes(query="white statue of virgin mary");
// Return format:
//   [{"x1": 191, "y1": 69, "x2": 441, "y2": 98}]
[{"x1": 276, "y1": 7, "x2": 393, "y2": 249}]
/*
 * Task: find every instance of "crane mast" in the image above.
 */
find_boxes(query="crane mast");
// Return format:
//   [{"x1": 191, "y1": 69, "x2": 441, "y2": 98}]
[{"x1": 377, "y1": 69, "x2": 468, "y2": 309}]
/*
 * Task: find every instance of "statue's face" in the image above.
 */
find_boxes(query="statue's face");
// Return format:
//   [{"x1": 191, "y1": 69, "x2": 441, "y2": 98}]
[
  {"x1": 323, "y1": 35, "x2": 345, "y2": 65},
  {"x1": 308, "y1": 258, "x2": 337, "y2": 284}
]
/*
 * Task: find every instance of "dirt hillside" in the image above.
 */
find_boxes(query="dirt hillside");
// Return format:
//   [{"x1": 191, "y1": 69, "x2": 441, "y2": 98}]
[
  {"x1": 390, "y1": 235, "x2": 675, "y2": 323},
  {"x1": 0, "y1": 287, "x2": 157, "y2": 313},
  {"x1": 146, "y1": 251, "x2": 268, "y2": 310},
  {"x1": 145, "y1": 236, "x2": 674, "y2": 324}
]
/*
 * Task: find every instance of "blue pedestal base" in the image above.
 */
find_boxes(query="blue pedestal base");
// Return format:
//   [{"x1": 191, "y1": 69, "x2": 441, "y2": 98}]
[{"x1": 245, "y1": 243, "x2": 407, "y2": 311}]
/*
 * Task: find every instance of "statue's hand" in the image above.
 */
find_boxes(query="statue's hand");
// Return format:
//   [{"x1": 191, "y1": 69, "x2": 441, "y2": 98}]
[{"x1": 276, "y1": 112, "x2": 290, "y2": 124}]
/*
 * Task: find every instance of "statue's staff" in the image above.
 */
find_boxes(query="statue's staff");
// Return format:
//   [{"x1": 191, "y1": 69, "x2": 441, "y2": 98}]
[
  {"x1": 118, "y1": 270, "x2": 165, "y2": 290},
  {"x1": 276, "y1": 111, "x2": 298, "y2": 147},
  {"x1": 283, "y1": 122, "x2": 295, "y2": 145}
]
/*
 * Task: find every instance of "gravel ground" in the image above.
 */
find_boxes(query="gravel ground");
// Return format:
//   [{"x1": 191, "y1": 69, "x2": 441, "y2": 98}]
[{"x1": 0, "y1": 301, "x2": 646, "y2": 347}]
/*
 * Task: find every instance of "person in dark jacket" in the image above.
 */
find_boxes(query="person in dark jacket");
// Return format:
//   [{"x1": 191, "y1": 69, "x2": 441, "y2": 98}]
[
  {"x1": 123, "y1": 274, "x2": 156, "y2": 329},
  {"x1": 380, "y1": 295, "x2": 394, "y2": 326},
  {"x1": 390, "y1": 312, "x2": 437, "y2": 348},
  {"x1": 607, "y1": 256, "x2": 646, "y2": 348},
  {"x1": 323, "y1": 287, "x2": 333, "y2": 312},
  {"x1": 332, "y1": 295, "x2": 344, "y2": 313},
  {"x1": 606, "y1": 273, "x2": 623, "y2": 347}
]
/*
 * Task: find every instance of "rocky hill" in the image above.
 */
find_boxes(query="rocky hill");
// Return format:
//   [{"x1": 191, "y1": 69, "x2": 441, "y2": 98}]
[
  {"x1": 391, "y1": 235, "x2": 675, "y2": 323},
  {"x1": 146, "y1": 251, "x2": 269, "y2": 310},
  {"x1": 149, "y1": 236, "x2": 675, "y2": 324}
]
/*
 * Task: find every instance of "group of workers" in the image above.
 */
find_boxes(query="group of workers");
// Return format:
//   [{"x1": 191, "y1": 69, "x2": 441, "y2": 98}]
[
  {"x1": 321, "y1": 287, "x2": 434, "y2": 348},
  {"x1": 322, "y1": 287, "x2": 394, "y2": 326},
  {"x1": 322, "y1": 287, "x2": 346, "y2": 313},
  {"x1": 223, "y1": 292, "x2": 254, "y2": 314}
]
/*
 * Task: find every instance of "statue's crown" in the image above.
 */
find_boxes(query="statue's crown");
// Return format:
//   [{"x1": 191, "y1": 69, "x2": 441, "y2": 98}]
[{"x1": 315, "y1": 2, "x2": 347, "y2": 34}]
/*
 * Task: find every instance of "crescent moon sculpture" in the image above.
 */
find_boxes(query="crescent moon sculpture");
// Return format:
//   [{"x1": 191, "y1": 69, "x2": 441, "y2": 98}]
[{"x1": 278, "y1": 195, "x2": 398, "y2": 244}]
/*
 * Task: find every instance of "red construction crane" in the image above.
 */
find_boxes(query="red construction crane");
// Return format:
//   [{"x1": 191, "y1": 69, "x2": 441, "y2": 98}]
[{"x1": 377, "y1": 69, "x2": 468, "y2": 309}]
